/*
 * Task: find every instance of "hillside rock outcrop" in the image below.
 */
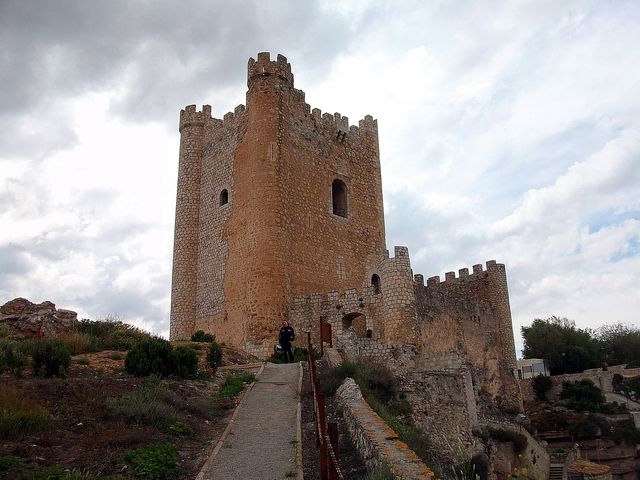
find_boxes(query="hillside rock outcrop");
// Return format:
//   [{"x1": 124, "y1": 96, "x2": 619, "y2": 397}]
[{"x1": 0, "y1": 297, "x2": 77, "y2": 336}]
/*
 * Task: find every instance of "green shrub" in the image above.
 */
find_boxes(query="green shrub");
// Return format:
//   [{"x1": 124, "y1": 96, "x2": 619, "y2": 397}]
[
  {"x1": 531, "y1": 375, "x2": 553, "y2": 402},
  {"x1": 76, "y1": 317, "x2": 148, "y2": 351},
  {"x1": 29, "y1": 337, "x2": 72, "y2": 378},
  {"x1": 0, "y1": 455, "x2": 23, "y2": 471},
  {"x1": 206, "y1": 340, "x2": 223, "y2": 372},
  {"x1": 216, "y1": 372, "x2": 256, "y2": 398},
  {"x1": 125, "y1": 337, "x2": 199, "y2": 379},
  {"x1": 0, "y1": 338, "x2": 28, "y2": 377},
  {"x1": 60, "y1": 332, "x2": 93, "y2": 354},
  {"x1": 0, "y1": 385, "x2": 50, "y2": 439},
  {"x1": 190, "y1": 330, "x2": 215, "y2": 342},
  {"x1": 106, "y1": 376, "x2": 178, "y2": 428},
  {"x1": 125, "y1": 336, "x2": 173, "y2": 377},
  {"x1": 122, "y1": 443, "x2": 180, "y2": 480},
  {"x1": 167, "y1": 421, "x2": 192, "y2": 436},
  {"x1": 560, "y1": 378, "x2": 605, "y2": 411},
  {"x1": 169, "y1": 345, "x2": 198, "y2": 378},
  {"x1": 319, "y1": 358, "x2": 398, "y2": 403}
]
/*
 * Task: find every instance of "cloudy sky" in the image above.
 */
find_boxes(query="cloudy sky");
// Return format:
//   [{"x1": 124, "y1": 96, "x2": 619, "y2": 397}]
[{"x1": 1, "y1": 0, "x2": 638, "y2": 353}]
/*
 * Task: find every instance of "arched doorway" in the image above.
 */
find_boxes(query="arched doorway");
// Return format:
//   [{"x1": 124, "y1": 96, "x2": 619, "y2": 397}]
[{"x1": 342, "y1": 312, "x2": 367, "y2": 338}]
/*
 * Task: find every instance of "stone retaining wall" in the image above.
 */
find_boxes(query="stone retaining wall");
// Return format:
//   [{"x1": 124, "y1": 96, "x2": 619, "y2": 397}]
[{"x1": 336, "y1": 378, "x2": 436, "y2": 479}]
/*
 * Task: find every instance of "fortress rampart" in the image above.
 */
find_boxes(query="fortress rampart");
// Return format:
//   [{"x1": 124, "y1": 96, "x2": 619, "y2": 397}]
[{"x1": 169, "y1": 54, "x2": 522, "y2": 428}]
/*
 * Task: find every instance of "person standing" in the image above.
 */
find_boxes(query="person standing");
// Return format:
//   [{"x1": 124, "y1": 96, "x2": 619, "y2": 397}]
[{"x1": 278, "y1": 320, "x2": 295, "y2": 363}]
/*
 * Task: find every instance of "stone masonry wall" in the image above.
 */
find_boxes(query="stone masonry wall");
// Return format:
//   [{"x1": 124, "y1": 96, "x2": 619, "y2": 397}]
[
  {"x1": 414, "y1": 261, "x2": 521, "y2": 412},
  {"x1": 336, "y1": 378, "x2": 436, "y2": 479}
]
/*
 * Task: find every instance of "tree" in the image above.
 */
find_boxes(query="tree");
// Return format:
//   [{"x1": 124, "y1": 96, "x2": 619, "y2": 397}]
[
  {"x1": 522, "y1": 316, "x2": 597, "y2": 375},
  {"x1": 594, "y1": 323, "x2": 640, "y2": 367}
]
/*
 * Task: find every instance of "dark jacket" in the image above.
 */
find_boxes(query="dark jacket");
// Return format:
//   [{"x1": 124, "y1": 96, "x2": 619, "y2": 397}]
[{"x1": 279, "y1": 326, "x2": 295, "y2": 345}]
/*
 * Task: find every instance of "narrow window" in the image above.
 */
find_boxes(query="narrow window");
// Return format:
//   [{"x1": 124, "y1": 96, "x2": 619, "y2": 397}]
[
  {"x1": 371, "y1": 274, "x2": 381, "y2": 294},
  {"x1": 220, "y1": 189, "x2": 228, "y2": 206},
  {"x1": 332, "y1": 179, "x2": 347, "y2": 217}
]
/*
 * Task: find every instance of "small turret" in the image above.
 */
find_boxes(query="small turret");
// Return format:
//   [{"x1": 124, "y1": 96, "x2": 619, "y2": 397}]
[{"x1": 247, "y1": 52, "x2": 294, "y2": 89}]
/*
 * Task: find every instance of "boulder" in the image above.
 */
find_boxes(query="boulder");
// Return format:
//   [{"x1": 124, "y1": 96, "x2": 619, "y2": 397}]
[{"x1": 0, "y1": 297, "x2": 77, "y2": 336}]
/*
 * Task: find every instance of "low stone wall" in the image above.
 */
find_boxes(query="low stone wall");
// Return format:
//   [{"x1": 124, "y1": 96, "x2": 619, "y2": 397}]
[{"x1": 336, "y1": 378, "x2": 435, "y2": 479}]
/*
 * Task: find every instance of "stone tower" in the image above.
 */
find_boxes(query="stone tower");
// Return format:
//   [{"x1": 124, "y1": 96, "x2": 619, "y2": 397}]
[{"x1": 170, "y1": 53, "x2": 387, "y2": 356}]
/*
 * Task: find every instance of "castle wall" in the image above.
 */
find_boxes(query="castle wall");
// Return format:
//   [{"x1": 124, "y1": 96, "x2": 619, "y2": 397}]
[{"x1": 414, "y1": 261, "x2": 521, "y2": 411}]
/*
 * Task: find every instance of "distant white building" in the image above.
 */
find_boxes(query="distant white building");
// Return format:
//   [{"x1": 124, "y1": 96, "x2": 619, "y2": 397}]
[{"x1": 517, "y1": 358, "x2": 549, "y2": 379}]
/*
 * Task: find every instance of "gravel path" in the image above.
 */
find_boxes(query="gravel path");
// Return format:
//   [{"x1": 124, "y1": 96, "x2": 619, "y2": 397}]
[{"x1": 197, "y1": 362, "x2": 303, "y2": 480}]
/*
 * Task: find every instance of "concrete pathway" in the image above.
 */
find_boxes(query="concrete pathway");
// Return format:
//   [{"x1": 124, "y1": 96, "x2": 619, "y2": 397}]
[{"x1": 197, "y1": 362, "x2": 303, "y2": 480}]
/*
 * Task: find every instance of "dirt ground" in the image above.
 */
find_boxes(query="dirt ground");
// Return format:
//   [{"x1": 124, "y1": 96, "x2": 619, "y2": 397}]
[{"x1": 0, "y1": 348, "x2": 367, "y2": 479}]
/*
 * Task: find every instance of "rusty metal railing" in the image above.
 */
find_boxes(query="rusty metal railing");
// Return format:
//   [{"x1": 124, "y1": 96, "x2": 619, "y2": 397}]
[{"x1": 308, "y1": 330, "x2": 344, "y2": 480}]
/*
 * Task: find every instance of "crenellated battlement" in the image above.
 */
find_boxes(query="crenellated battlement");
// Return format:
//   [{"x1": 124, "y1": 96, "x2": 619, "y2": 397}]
[
  {"x1": 248, "y1": 52, "x2": 294, "y2": 88},
  {"x1": 310, "y1": 108, "x2": 378, "y2": 138},
  {"x1": 419, "y1": 260, "x2": 503, "y2": 287},
  {"x1": 179, "y1": 104, "x2": 211, "y2": 133}
]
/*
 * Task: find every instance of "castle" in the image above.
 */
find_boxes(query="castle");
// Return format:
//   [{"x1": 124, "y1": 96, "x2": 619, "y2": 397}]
[{"x1": 170, "y1": 53, "x2": 522, "y2": 447}]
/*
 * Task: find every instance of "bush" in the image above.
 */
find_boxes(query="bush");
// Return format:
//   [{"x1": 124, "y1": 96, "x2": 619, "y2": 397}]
[
  {"x1": 76, "y1": 317, "x2": 148, "y2": 351},
  {"x1": 319, "y1": 358, "x2": 398, "y2": 403},
  {"x1": 531, "y1": 375, "x2": 553, "y2": 402},
  {"x1": 0, "y1": 338, "x2": 28, "y2": 377},
  {"x1": 126, "y1": 337, "x2": 202, "y2": 379},
  {"x1": 106, "y1": 376, "x2": 178, "y2": 428},
  {"x1": 0, "y1": 455, "x2": 23, "y2": 471},
  {"x1": 169, "y1": 345, "x2": 198, "y2": 378},
  {"x1": 560, "y1": 378, "x2": 606, "y2": 411},
  {"x1": 29, "y1": 337, "x2": 72, "y2": 378},
  {"x1": 206, "y1": 340, "x2": 223, "y2": 372},
  {"x1": 125, "y1": 336, "x2": 173, "y2": 377},
  {"x1": 122, "y1": 443, "x2": 180, "y2": 480},
  {"x1": 0, "y1": 385, "x2": 50, "y2": 439},
  {"x1": 59, "y1": 332, "x2": 93, "y2": 355},
  {"x1": 190, "y1": 330, "x2": 215, "y2": 342}
]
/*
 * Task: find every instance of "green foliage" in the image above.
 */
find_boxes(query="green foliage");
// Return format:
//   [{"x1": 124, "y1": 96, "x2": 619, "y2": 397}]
[
  {"x1": 612, "y1": 373, "x2": 640, "y2": 401},
  {"x1": 522, "y1": 318, "x2": 640, "y2": 373},
  {"x1": 0, "y1": 455, "x2": 23, "y2": 471},
  {"x1": 481, "y1": 427, "x2": 527, "y2": 453},
  {"x1": 29, "y1": 337, "x2": 71, "y2": 378},
  {"x1": 319, "y1": 359, "x2": 398, "y2": 404},
  {"x1": 0, "y1": 385, "x2": 50, "y2": 439},
  {"x1": 612, "y1": 373, "x2": 625, "y2": 392},
  {"x1": 0, "y1": 338, "x2": 28, "y2": 377},
  {"x1": 560, "y1": 378, "x2": 605, "y2": 411},
  {"x1": 190, "y1": 330, "x2": 215, "y2": 342},
  {"x1": 125, "y1": 336, "x2": 173, "y2": 377},
  {"x1": 363, "y1": 462, "x2": 395, "y2": 480},
  {"x1": 595, "y1": 322, "x2": 640, "y2": 366},
  {"x1": 76, "y1": 316, "x2": 149, "y2": 351},
  {"x1": 59, "y1": 332, "x2": 94, "y2": 354},
  {"x1": 124, "y1": 337, "x2": 197, "y2": 378},
  {"x1": 206, "y1": 340, "x2": 223, "y2": 372},
  {"x1": 167, "y1": 421, "x2": 192, "y2": 436},
  {"x1": 122, "y1": 443, "x2": 180, "y2": 480},
  {"x1": 168, "y1": 345, "x2": 198, "y2": 378},
  {"x1": 531, "y1": 375, "x2": 553, "y2": 402},
  {"x1": 367, "y1": 397, "x2": 431, "y2": 464},
  {"x1": 611, "y1": 419, "x2": 640, "y2": 446},
  {"x1": 521, "y1": 316, "x2": 596, "y2": 374},
  {"x1": 106, "y1": 376, "x2": 178, "y2": 428},
  {"x1": 215, "y1": 372, "x2": 256, "y2": 398}
]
